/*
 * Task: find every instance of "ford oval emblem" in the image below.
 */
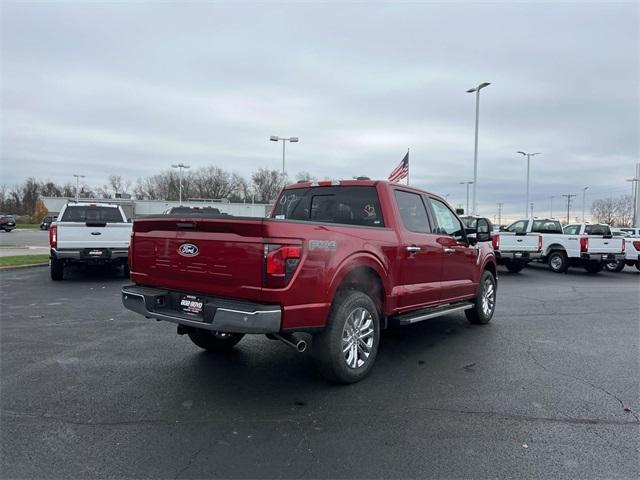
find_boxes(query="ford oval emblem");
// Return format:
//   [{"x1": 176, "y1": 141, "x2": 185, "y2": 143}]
[{"x1": 178, "y1": 243, "x2": 199, "y2": 257}]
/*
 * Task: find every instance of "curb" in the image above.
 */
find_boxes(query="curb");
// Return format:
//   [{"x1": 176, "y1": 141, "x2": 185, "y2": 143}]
[{"x1": 0, "y1": 263, "x2": 48, "y2": 271}]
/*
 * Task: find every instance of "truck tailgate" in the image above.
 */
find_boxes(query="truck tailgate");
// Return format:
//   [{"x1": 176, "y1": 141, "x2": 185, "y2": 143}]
[
  {"x1": 131, "y1": 217, "x2": 268, "y2": 299},
  {"x1": 496, "y1": 233, "x2": 540, "y2": 252},
  {"x1": 57, "y1": 222, "x2": 132, "y2": 249},
  {"x1": 585, "y1": 237, "x2": 625, "y2": 254}
]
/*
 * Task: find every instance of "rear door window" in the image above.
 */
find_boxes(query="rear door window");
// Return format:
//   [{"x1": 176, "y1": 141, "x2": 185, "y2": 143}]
[
  {"x1": 272, "y1": 186, "x2": 384, "y2": 227},
  {"x1": 60, "y1": 206, "x2": 124, "y2": 223},
  {"x1": 531, "y1": 220, "x2": 563, "y2": 233},
  {"x1": 394, "y1": 190, "x2": 431, "y2": 233}
]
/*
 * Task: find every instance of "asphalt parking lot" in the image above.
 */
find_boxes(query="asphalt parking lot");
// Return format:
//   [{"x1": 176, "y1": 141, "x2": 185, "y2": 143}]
[{"x1": 1, "y1": 264, "x2": 638, "y2": 479}]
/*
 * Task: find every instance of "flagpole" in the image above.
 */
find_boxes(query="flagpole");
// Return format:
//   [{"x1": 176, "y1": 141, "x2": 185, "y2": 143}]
[{"x1": 407, "y1": 148, "x2": 410, "y2": 186}]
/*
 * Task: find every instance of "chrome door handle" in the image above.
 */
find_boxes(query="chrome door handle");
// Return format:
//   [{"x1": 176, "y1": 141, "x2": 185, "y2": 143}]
[
  {"x1": 406, "y1": 246, "x2": 421, "y2": 254},
  {"x1": 443, "y1": 247, "x2": 456, "y2": 254}
]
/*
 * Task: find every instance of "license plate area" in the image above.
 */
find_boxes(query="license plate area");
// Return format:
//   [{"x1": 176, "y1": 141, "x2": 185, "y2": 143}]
[
  {"x1": 179, "y1": 295, "x2": 204, "y2": 315},
  {"x1": 82, "y1": 248, "x2": 110, "y2": 259}
]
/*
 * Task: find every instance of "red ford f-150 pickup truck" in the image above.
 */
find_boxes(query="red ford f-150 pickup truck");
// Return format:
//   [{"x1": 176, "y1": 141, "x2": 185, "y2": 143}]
[{"x1": 122, "y1": 180, "x2": 497, "y2": 383}]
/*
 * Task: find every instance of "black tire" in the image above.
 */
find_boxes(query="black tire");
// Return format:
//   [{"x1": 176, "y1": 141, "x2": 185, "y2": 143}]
[
  {"x1": 505, "y1": 261, "x2": 525, "y2": 273},
  {"x1": 584, "y1": 261, "x2": 603, "y2": 274},
  {"x1": 636, "y1": 262, "x2": 640, "y2": 272},
  {"x1": 465, "y1": 270, "x2": 497, "y2": 325},
  {"x1": 547, "y1": 251, "x2": 569, "y2": 273},
  {"x1": 604, "y1": 260, "x2": 625, "y2": 272},
  {"x1": 313, "y1": 290, "x2": 380, "y2": 384},
  {"x1": 50, "y1": 258, "x2": 63, "y2": 281},
  {"x1": 187, "y1": 328, "x2": 244, "y2": 351}
]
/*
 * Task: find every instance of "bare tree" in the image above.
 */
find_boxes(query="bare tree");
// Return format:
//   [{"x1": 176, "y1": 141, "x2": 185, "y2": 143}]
[
  {"x1": 108, "y1": 174, "x2": 131, "y2": 197},
  {"x1": 295, "y1": 171, "x2": 317, "y2": 182},
  {"x1": 251, "y1": 168, "x2": 286, "y2": 203},
  {"x1": 615, "y1": 194, "x2": 633, "y2": 227}
]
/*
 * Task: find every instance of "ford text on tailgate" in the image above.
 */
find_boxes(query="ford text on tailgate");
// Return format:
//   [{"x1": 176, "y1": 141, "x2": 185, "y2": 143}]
[{"x1": 122, "y1": 180, "x2": 498, "y2": 383}]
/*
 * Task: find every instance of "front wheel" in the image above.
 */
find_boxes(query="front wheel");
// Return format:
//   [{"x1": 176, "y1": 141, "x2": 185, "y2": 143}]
[
  {"x1": 187, "y1": 328, "x2": 244, "y2": 351},
  {"x1": 465, "y1": 270, "x2": 497, "y2": 325},
  {"x1": 604, "y1": 260, "x2": 625, "y2": 272},
  {"x1": 313, "y1": 290, "x2": 380, "y2": 384},
  {"x1": 584, "y1": 262, "x2": 603, "y2": 274}
]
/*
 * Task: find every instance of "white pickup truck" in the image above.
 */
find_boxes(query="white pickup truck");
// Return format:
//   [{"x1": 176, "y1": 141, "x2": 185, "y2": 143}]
[
  {"x1": 604, "y1": 233, "x2": 640, "y2": 272},
  {"x1": 491, "y1": 231, "x2": 542, "y2": 273},
  {"x1": 503, "y1": 219, "x2": 625, "y2": 273},
  {"x1": 49, "y1": 202, "x2": 132, "y2": 281}
]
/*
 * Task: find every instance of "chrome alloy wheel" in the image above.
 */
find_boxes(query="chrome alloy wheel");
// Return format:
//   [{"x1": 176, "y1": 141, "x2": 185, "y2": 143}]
[
  {"x1": 481, "y1": 278, "x2": 496, "y2": 317},
  {"x1": 342, "y1": 307, "x2": 375, "y2": 369}
]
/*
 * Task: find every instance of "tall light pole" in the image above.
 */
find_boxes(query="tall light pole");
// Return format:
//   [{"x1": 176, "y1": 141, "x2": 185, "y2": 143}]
[
  {"x1": 171, "y1": 163, "x2": 190, "y2": 204},
  {"x1": 530, "y1": 202, "x2": 534, "y2": 218},
  {"x1": 73, "y1": 174, "x2": 85, "y2": 202},
  {"x1": 459, "y1": 181, "x2": 473, "y2": 215},
  {"x1": 497, "y1": 202, "x2": 503, "y2": 225},
  {"x1": 270, "y1": 136, "x2": 299, "y2": 175},
  {"x1": 466, "y1": 82, "x2": 490, "y2": 215},
  {"x1": 517, "y1": 151, "x2": 541, "y2": 217},
  {"x1": 581, "y1": 186, "x2": 589, "y2": 222}
]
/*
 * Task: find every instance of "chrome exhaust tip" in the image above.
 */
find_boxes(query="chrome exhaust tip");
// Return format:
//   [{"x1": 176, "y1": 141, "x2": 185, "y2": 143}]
[{"x1": 274, "y1": 333, "x2": 307, "y2": 353}]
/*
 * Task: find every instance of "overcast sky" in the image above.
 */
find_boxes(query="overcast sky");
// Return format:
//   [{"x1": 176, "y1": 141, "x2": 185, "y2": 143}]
[{"x1": 1, "y1": 1, "x2": 638, "y2": 220}]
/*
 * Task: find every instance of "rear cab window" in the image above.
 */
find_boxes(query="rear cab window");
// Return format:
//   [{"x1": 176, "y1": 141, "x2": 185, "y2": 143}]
[
  {"x1": 60, "y1": 206, "x2": 124, "y2": 223},
  {"x1": 271, "y1": 186, "x2": 385, "y2": 227},
  {"x1": 584, "y1": 224, "x2": 611, "y2": 236}
]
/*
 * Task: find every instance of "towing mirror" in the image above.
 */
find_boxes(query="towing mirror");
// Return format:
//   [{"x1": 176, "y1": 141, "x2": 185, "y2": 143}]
[{"x1": 475, "y1": 218, "x2": 492, "y2": 242}]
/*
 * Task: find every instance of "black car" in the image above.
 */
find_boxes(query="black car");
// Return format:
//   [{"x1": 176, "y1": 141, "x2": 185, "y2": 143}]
[
  {"x1": 0, "y1": 214, "x2": 16, "y2": 232},
  {"x1": 40, "y1": 215, "x2": 56, "y2": 230}
]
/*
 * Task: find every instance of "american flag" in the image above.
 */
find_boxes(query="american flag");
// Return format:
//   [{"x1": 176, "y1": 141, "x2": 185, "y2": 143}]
[{"x1": 388, "y1": 152, "x2": 409, "y2": 183}]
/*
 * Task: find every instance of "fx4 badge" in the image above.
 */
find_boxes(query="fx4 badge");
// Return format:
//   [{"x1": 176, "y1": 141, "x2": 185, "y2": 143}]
[
  {"x1": 178, "y1": 243, "x2": 199, "y2": 257},
  {"x1": 309, "y1": 240, "x2": 337, "y2": 251}
]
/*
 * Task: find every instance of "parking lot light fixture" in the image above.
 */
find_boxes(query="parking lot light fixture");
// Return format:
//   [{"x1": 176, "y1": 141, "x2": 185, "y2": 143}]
[
  {"x1": 270, "y1": 136, "x2": 300, "y2": 175},
  {"x1": 466, "y1": 82, "x2": 490, "y2": 215},
  {"x1": 517, "y1": 151, "x2": 541, "y2": 217},
  {"x1": 72, "y1": 174, "x2": 85, "y2": 202},
  {"x1": 171, "y1": 163, "x2": 190, "y2": 204}
]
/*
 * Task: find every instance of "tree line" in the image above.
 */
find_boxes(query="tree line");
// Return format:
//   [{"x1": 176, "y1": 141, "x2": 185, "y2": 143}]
[{"x1": 0, "y1": 168, "x2": 317, "y2": 219}]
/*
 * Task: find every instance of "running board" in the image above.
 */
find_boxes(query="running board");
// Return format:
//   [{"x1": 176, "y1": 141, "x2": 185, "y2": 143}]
[{"x1": 393, "y1": 302, "x2": 474, "y2": 325}]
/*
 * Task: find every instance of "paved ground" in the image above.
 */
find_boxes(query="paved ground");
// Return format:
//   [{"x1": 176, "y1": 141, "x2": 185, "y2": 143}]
[
  {"x1": 1, "y1": 264, "x2": 638, "y2": 479},
  {"x1": 0, "y1": 229, "x2": 49, "y2": 257}
]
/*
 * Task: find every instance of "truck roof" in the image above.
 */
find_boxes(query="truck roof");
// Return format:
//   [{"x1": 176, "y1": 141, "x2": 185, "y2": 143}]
[
  {"x1": 283, "y1": 179, "x2": 446, "y2": 202},
  {"x1": 65, "y1": 202, "x2": 120, "y2": 208}
]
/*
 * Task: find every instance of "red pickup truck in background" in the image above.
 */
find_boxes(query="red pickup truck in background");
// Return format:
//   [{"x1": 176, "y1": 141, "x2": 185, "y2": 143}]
[{"x1": 122, "y1": 180, "x2": 497, "y2": 383}]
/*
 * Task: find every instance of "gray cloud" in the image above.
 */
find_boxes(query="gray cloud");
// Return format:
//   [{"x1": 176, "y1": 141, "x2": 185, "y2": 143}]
[{"x1": 1, "y1": 1, "x2": 637, "y2": 221}]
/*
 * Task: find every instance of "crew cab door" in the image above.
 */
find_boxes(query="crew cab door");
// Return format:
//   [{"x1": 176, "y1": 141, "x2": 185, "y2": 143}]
[
  {"x1": 393, "y1": 189, "x2": 443, "y2": 310},
  {"x1": 426, "y1": 197, "x2": 478, "y2": 302}
]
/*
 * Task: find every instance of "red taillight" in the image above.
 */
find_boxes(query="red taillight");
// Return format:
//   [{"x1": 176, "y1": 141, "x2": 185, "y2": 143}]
[
  {"x1": 537, "y1": 235, "x2": 543, "y2": 253},
  {"x1": 264, "y1": 244, "x2": 301, "y2": 288},
  {"x1": 633, "y1": 241, "x2": 640, "y2": 251},
  {"x1": 492, "y1": 234, "x2": 500, "y2": 250},
  {"x1": 49, "y1": 225, "x2": 57, "y2": 248},
  {"x1": 580, "y1": 237, "x2": 588, "y2": 253}
]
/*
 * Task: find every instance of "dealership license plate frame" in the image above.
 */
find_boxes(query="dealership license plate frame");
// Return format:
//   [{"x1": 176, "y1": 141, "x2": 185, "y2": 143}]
[{"x1": 179, "y1": 294, "x2": 204, "y2": 316}]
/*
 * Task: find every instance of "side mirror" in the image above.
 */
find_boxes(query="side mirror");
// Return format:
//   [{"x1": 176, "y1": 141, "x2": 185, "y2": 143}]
[
  {"x1": 476, "y1": 218, "x2": 492, "y2": 242},
  {"x1": 456, "y1": 208, "x2": 465, "y2": 215}
]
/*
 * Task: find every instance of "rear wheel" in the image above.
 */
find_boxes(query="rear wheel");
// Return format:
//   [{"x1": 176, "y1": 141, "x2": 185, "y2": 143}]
[
  {"x1": 50, "y1": 258, "x2": 63, "y2": 281},
  {"x1": 505, "y1": 261, "x2": 525, "y2": 273},
  {"x1": 584, "y1": 262, "x2": 603, "y2": 274},
  {"x1": 187, "y1": 328, "x2": 244, "y2": 351},
  {"x1": 313, "y1": 290, "x2": 380, "y2": 384},
  {"x1": 604, "y1": 260, "x2": 625, "y2": 272},
  {"x1": 465, "y1": 270, "x2": 496, "y2": 325},
  {"x1": 548, "y1": 251, "x2": 568, "y2": 273}
]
